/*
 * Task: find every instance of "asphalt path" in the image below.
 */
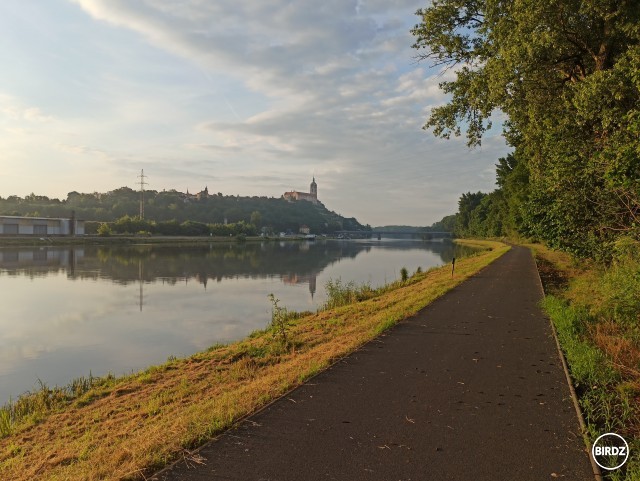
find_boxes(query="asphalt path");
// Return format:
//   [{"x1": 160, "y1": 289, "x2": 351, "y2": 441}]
[{"x1": 153, "y1": 246, "x2": 595, "y2": 481}]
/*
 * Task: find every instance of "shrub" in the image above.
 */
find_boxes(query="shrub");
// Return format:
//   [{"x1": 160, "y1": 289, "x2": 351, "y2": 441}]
[
  {"x1": 97, "y1": 223, "x2": 112, "y2": 237},
  {"x1": 400, "y1": 267, "x2": 409, "y2": 282}
]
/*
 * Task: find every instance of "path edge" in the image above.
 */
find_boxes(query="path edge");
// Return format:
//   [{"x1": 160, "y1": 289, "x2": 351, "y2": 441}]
[{"x1": 530, "y1": 248, "x2": 604, "y2": 481}]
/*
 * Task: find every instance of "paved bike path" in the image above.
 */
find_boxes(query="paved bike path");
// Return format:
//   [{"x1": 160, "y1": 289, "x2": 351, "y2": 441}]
[{"x1": 153, "y1": 246, "x2": 595, "y2": 480}]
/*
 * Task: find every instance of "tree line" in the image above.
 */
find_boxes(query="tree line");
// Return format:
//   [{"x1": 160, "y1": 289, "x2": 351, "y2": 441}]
[
  {"x1": 0, "y1": 187, "x2": 369, "y2": 236},
  {"x1": 413, "y1": 0, "x2": 640, "y2": 259}
]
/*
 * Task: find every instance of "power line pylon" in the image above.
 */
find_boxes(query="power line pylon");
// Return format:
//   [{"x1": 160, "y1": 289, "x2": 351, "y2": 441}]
[{"x1": 137, "y1": 169, "x2": 147, "y2": 220}]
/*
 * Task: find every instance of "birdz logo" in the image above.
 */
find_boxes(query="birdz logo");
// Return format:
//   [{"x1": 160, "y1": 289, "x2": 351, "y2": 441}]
[{"x1": 591, "y1": 433, "x2": 629, "y2": 471}]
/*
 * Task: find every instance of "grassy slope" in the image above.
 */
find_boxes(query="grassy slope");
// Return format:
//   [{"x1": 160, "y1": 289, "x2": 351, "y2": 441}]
[
  {"x1": 527, "y1": 243, "x2": 640, "y2": 481},
  {"x1": 0, "y1": 240, "x2": 508, "y2": 481}
]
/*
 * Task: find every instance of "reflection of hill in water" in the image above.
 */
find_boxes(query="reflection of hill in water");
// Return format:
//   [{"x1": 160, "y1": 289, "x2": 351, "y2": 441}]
[{"x1": 0, "y1": 241, "x2": 476, "y2": 286}]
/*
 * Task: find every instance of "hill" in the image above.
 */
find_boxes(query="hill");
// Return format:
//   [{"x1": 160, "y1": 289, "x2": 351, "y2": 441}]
[{"x1": 0, "y1": 188, "x2": 369, "y2": 235}]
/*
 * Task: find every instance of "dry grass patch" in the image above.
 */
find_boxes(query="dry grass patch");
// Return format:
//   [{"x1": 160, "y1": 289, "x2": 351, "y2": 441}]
[{"x1": 0, "y1": 240, "x2": 508, "y2": 481}]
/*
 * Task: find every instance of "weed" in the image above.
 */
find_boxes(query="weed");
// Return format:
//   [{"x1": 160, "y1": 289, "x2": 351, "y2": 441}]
[
  {"x1": 268, "y1": 294, "x2": 292, "y2": 347},
  {"x1": 400, "y1": 267, "x2": 409, "y2": 282}
]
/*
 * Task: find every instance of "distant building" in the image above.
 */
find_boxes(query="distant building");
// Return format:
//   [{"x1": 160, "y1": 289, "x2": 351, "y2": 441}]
[
  {"x1": 183, "y1": 187, "x2": 210, "y2": 202},
  {"x1": 299, "y1": 225, "x2": 310, "y2": 235},
  {"x1": 283, "y1": 177, "x2": 318, "y2": 205},
  {"x1": 0, "y1": 215, "x2": 85, "y2": 236},
  {"x1": 196, "y1": 186, "x2": 209, "y2": 201}
]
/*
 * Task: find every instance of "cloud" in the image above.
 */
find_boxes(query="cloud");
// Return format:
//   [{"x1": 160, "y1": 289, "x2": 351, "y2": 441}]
[
  {"x1": 55, "y1": 143, "x2": 108, "y2": 157},
  {"x1": 0, "y1": 1, "x2": 511, "y2": 224},
  {"x1": 23, "y1": 107, "x2": 54, "y2": 123},
  {"x1": 0, "y1": 96, "x2": 55, "y2": 123}
]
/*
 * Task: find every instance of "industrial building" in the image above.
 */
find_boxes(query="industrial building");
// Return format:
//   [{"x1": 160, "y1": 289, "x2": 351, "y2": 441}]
[{"x1": 0, "y1": 215, "x2": 85, "y2": 236}]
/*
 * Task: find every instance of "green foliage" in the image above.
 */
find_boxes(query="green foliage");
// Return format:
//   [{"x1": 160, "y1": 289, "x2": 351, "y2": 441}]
[
  {"x1": 0, "y1": 189, "x2": 369, "y2": 236},
  {"x1": 268, "y1": 294, "x2": 292, "y2": 347},
  {"x1": 97, "y1": 223, "x2": 112, "y2": 237},
  {"x1": 424, "y1": 214, "x2": 457, "y2": 234},
  {"x1": 595, "y1": 238, "x2": 640, "y2": 325},
  {"x1": 400, "y1": 267, "x2": 409, "y2": 282},
  {"x1": 542, "y1": 297, "x2": 616, "y2": 388},
  {"x1": 456, "y1": 192, "x2": 486, "y2": 235},
  {"x1": 323, "y1": 278, "x2": 376, "y2": 310},
  {"x1": 412, "y1": 0, "x2": 640, "y2": 257},
  {"x1": 0, "y1": 407, "x2": 12, "y2": 437}
]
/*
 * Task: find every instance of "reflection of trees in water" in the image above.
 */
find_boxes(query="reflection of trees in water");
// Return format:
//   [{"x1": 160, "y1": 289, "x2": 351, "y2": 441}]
[{"x1": 0, "y1": 241, "x2": 479, "y2": 288}]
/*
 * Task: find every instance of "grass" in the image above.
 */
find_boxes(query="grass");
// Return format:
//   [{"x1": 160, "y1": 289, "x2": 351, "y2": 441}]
[
  {"x1": 529, "y1": 241, "x2": 640, "y2": 480},
  {"x1": 0, "y1": 239, "x2": 508, "y2": 481}
]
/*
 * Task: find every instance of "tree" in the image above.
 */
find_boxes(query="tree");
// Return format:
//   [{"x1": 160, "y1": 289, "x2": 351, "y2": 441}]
[
  {"x1": 250, "y1": 210, "x2": 262, "y2": 228},
  {"x1": 412, "y1": 0, "x2": 640, "y2": 256},
  {"x1": 456, "y1": 191, "x2": 486, "y2": 235}
]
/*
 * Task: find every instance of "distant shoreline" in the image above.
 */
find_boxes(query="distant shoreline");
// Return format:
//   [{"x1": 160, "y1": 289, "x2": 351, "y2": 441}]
[
  {"x1": 0, "y1": 235, "x2": 312, "y2": 247},
  {"x1": 0, "y1": 234, "x2": 443, "y2": 247}
]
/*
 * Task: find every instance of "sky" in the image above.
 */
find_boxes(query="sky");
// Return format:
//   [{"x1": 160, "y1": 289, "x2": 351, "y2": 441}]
[{"x1": 0, "y1": 0, "x2": 510, "y2": 226}]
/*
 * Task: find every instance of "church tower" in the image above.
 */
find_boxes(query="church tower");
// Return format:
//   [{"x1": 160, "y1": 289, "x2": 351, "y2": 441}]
[{"x1": 310, "y1": 177, "x2": 317, "y2": 199}]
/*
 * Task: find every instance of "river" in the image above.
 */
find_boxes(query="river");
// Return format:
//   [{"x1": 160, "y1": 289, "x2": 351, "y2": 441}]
[{"x1": 0, "y1": 238, "x2": 477, "y2": 403}]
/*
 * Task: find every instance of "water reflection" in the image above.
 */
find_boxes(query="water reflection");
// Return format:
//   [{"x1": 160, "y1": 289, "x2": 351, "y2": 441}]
[
  {"x1": 0, "y1": 239, "x2": 477, "y2": 402},
  {"x1": 0, "y1": 240, "x2": 470, "y2": 292}
]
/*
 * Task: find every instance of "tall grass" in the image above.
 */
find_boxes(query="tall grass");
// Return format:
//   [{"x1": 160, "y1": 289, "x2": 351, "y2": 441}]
[
  {"x1": 323, "y1": 268, "x2": 429, "y2": 311},
  {"x1": 323, "y1": 278, "x2": 377, "y2": 310},
  {"x1": 0, "y1": 374, "x2": 114, "y2": 439},
  {"x1": 594, "y1": 238, "x2": 640, "y2": 326},
  {"x1": 541, "y1": 297, "x2": 617, "y2": 389},
  {"x1": 0, "y1": 407, "x2": 12, "y2": 438}
]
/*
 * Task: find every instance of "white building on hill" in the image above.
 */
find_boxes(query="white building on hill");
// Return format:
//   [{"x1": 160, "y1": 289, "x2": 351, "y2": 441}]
[{"x1": 283, "y1": 177, "x2": 318, "y2": 205}]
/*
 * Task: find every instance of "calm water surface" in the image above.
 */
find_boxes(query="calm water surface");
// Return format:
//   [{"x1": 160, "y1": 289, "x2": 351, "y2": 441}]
[{"x1": 0, "y1": 239, "x2": 477, "y2": 402}]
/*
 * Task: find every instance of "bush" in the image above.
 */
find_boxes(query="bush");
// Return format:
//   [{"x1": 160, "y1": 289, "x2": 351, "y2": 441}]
[{"x1": 97, "y1": 223, "x2": 112, "y2": 237}]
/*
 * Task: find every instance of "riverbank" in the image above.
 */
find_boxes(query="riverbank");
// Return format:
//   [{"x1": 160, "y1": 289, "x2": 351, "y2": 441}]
[
  {"x1": 0, "y1": 240, "x2": 507, "y2": 481},
  {"x1": 528, "y1": 241, "x2": 640, "y2": 480},
  {"x1": 0, "y1": 235, "x2": 288, "y2": 247},
  {"x1": 0, "y1": 234, "x2": 403, "y2": 247}
]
